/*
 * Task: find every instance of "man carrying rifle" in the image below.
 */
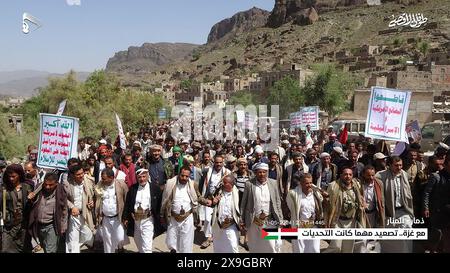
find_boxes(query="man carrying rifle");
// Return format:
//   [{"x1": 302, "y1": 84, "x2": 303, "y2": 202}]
[
  {"x1": 198, "y1": 154, "x2": 231, "y2": 249},
  {"x1": 1, "y1": 164, "x2": 33, "y2": 253}
]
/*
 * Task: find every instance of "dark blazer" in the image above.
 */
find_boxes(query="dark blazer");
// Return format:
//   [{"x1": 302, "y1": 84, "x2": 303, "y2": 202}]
[{"x1": 122, "y1": 181, "x2": 163, "y2": 237}]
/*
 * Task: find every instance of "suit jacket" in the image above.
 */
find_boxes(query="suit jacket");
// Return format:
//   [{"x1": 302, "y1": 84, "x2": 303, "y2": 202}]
[
  {"x1": 240, "y1": 177, "x2": 284, "y2": 229},
  {"x1": 65, "y1": 176, "x2": 95, "y2": 231},
  {"x1": 160, "y1": 177, "x2": 200, "y2": 223},
  {"x1": 94, "y1": 179, "x2": 128, "y2": 225},
  {"x1": 286, "y1": 187, "x2": 324, "y2": 227},
  {"x1": 376, "y1": 169, "x2": 414, "y2": 220},
  {"x1": 122, "y1": 180, "x2": 163, "y2": 237},
  {"x1": 359, "y1": 178, "x2": 386, "y2": 228},
  {"x1": 28, "y1": 184, "x2": 68, "y2": 238},
  {"x1": 210, "y1": 186, "x2": 240, "y2": 229}
]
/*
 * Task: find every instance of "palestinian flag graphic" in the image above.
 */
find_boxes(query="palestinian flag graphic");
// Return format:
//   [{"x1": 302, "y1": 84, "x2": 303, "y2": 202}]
[{"x1": 262, "y1": 228, "x2": 298, "y2": 240}]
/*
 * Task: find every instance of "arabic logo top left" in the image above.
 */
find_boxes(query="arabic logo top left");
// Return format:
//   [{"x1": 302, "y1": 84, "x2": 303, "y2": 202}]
[{"x1": 22, "y1": 12, "x2": 43, "y2": 34}]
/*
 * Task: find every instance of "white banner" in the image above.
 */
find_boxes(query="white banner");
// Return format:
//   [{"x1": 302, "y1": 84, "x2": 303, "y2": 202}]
[
  {"x1": 236, "y1": 110, "x2": 245, "y2": 123},
  {"x1": 56, "y1": 99, "x2": 67, "y2": 116},
  {"x1": 37, "y1": 113, "x2": 79, "y2": 170},
  {"x1": 244, "y1": 113, "x2": 256, "y2": 130},
  {"x1": 365, "y1": 87, "x2": 411, "y2": 142},
  {"x1": 115, "y1": 113, "x2": 126, "y2": 150},
  {"x1": 290, "y1": 112, "x2": 301, "y2": 129},
  {"x1": 299, "y1": 106, "x2": 319, "y2": 130}
]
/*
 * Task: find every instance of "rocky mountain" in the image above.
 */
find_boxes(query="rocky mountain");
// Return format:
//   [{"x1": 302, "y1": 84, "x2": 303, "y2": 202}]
[
  {"x1": 266, "y1": 0, "x2": 421, "y2": 27},
  {"x1": 105, "y1": 43, "x2": 199, "y2": 73},
  {"x1": 207, "y1": 7, "x2": 270, "y2": 43},
  {"x1": 109, "y1": 0, "x2": 447, "y2": 88}
]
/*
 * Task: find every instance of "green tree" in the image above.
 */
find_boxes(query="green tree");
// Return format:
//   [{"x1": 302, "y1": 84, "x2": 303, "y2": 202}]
[
  {"x1": 227, "y1": 90, "x2": 259, "y2": 106},
  {"x1": 180, "y1": 79, "x2": 193, "y2": 90},
  {"x1": 267, "y1": 76, "x2": 304, "y2": 119},
  {"x1": 301, "y1": 64, "x2": 358, "y2": 118}
]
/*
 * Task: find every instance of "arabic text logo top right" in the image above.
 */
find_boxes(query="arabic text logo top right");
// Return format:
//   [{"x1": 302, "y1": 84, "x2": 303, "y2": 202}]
[{"x1": 389, "y1": 13, "x2": 428, "y2": 29}]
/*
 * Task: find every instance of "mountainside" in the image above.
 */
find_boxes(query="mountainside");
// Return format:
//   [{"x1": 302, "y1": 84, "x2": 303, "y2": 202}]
[
  {"x1": 109, "y1": 0, "x2": 449, "y2": 88},
  {"x1": 105, "y1": 43, "x2": 199, "y2": 73},
  {"x1": 0, "y1": 71, "x2": 90, "y2": 97},
  {"x1": 207, "y1": 7, "x2": 270, "y2": 43}
]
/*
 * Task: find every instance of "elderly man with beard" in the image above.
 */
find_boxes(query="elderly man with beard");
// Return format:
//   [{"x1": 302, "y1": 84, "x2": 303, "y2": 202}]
[
  {"x1": 209, "y1": 175, "x2": 241, "y2": 253},
  {"x1": 123, "y1": 169, "x2": 162, "y2": 253},
  {"x1": 240, "y1": 163, "x2": 284, "y2": 253}
]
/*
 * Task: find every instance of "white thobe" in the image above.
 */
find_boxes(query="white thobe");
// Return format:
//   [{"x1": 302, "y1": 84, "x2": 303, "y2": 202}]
[
  {"x1": 203, "y1": 169, "x2": 223, "y2": 238},
  {"x1": 292, "y1": 191, "x2": 320, "y2": 253},
  {"x1": 166, "y1": 183, "x2": 194, "y2": 253},
  {"x1": 248, "y1": 181, "x2": 282, "y2": 253},
  {"x1": 212, "y1": 192, "x2": 239, "y2": 253},
  {"x1": 101, "y1": 183, "x2": 125, "y2": 253},
  {"x1": 134, "y1": 182, "x2": 154, "y2": 253},
  {"x1": 66, "y1": 183, "x2": 93, "y2": 253}
]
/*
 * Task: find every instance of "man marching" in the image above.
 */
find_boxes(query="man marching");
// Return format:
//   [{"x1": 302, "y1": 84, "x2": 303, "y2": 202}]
[
  {"x1": 240, "y1": 163, "x2": 284, "y2": 253},
  {"x1": 209, "y1": 175, "x2": 241, "y2": 253},
  {"x1": 123, "y1": 169, "x2": 162, "y2": 253}
]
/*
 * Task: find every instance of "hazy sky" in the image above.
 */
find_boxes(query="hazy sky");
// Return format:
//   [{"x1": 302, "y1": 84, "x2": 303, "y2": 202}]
[{"x1": 0, "y1": 0, "x2": 274, "y2": 73}]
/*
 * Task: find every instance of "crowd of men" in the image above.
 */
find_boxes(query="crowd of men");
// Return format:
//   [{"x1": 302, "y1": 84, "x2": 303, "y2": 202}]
[{"x1": 1, "y1": 120, "x2": 449, "y2": 253}]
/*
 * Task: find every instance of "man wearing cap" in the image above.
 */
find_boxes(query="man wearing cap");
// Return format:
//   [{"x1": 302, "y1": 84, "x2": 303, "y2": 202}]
[
  {"x1": 283, "y1": 152, "x2": 309, "y2": 197},
  {"x1": 161, "y1": 166, "x2": 205, "y2": 253},
  {"x1": 169, "y1": 146, "x2": 184, "y2": 176},
  {"x1": 122, "y1": 168, "x2": 162, "y2": 253},
  {"x1": 376, "y1": 156, "x2": 414, "y2": 253},
  {"x1": 324, "y1": 133, "x2": 342, "y2": 154},
  {"x1": 198, "y1": 154, "x2": 232, "y2": 249},
  {"x1": 240, "y1": 162, "x2": 284, "y2": 253},
  {"x1": 331, "y1": 146, "x2": 347, "y2": 174},
  {"x1": 226, "y1": 155, "x2": 237, "y2": 172},
  {"x1": 373, "y1": 152, "x2": 388, "y2": 173},
  {"x1": 210, "y1": 175, "x2": 241, "y2": 253},
  {"x1": 311, "y1": 152, "x2": 338, "y2": 191},
  {"x1": 248, "y1": 146, "x2": 269, "y2": 170},
  {"x1": 183, "y1": 155, "x2": 202, "y2": 187}
]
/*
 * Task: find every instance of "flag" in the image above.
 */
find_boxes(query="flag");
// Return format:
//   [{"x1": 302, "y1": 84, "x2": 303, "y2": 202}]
[
  {"x1": 262, "y1": 228, "x2": 298, "y2": 240},
  {"x1": 56, "y1": 99, "x2": 67, "y2": 116},
  {"x1": 339, "y1": 126, "x2": 348, "y2": 145},
  {"x1": 115, "y1": 113, "x2": 126, "y2": 150}
]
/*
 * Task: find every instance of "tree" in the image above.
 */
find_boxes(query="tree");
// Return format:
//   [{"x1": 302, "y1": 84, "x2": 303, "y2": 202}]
[
  {"x1": 267, "y1": 76, "x2": 304, "y2": 119},
  {"x1": 301, "y1": 64, "x2": 359, "y2": 118},
  {"x1": 180, "y1": 79, "x2": 193, "y2": 90},
  {"x1": 227, "y1": 90, "x2": 259, "y2": 106}
]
